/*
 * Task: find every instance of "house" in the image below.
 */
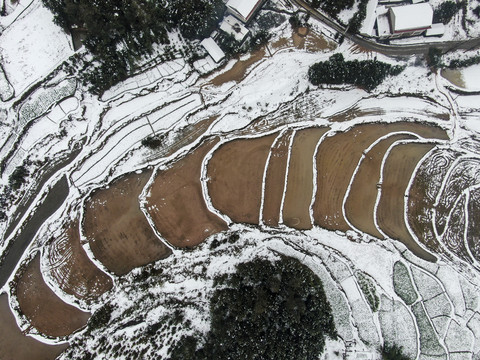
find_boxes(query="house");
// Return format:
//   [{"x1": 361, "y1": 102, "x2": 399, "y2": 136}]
[
  {"x1": 200, "y1": 38, "x2": 225, "y2": 63},
  {"x1": 220, "y1": 15, "x2": 250, "y2": 42},
  {"x1": 389, "y1": 3, "x2": 433, "y2": 37},
  {"x1": 425, "y1": 23, "x2": 446, "y2": 37},
  {"x1": 226, "y1": 0, "x2": 265, "y2": 23}
]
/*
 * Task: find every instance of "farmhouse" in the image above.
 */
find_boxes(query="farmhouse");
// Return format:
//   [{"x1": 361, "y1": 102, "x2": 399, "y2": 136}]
[
  {"x1": 220, "y1": 15, "x2": 250, "y2": 42},
  {"x1": 226, "y1": 0, "x2": 265, "y2": 23},
  {"x1": 201, "y1": 38, "x2": 225, "y2": 63},
  {"x1": 389, "y1": 3, "x2": 433, "y2": 36}
]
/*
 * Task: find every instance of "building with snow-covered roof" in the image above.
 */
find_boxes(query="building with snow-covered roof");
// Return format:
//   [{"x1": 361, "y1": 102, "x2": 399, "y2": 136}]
[
  {"x1": 226, "y1": 0, "x2": 265, "y2": 23},
  {"x1": 389, "y1": 3, "x2": 433, "y2": 36},
  {"x1": 425, "y1": 23, "x2": 446, "y2": 37},
  {"x1": 220, "y1": 15, "x2": 250, "y2": 42},
  {"x1": 201, "y1": 38, "x2": 225, "y2": 63}
]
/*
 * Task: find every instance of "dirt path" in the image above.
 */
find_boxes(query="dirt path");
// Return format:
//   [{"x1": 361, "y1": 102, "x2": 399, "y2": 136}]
[
  {"x1": 312, "y1": 122, "x2": 448, "y2": 232},
  {"x1": 345, "y1": 134, "x2": 417, "y2": 238},
  {"x1": 209, "y1": 47, "x2": 266, "y2": 87},
  {"x1": 376, "y1": 142, "x2": 437, "y2": 262},
  {"x1": 407, "y1": 148, "x2": 459, "y2": 254},
  {"x1": 83, "y1": 170, "x2": 171, "y2": 276},
  {"x1": 0, "y1": 294, "x2": 68, "y2": 360},
  {"x1": 262, "y1": 131, "x2": 294, "y2": 227},
  {"x1": 146, "y1": 138, "x2": 228, "y2": 248},
  {"x1": 44, "y1": 219, "x2": 112, "y2": 303},
  {"x1": 207, "y1": 133, "x2": 278, "y2": 224},
  {"x1": 16, "y1": 254, "x2": 90, "y2": 337},
  {"x1": 283, "y1": 127, "x2": 328, "y2": 230}
]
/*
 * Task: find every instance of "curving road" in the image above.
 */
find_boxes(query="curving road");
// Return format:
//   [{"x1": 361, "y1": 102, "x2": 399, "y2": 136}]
[{"x1": 292, "y1": 0, "x2": 480, "y2": 56}]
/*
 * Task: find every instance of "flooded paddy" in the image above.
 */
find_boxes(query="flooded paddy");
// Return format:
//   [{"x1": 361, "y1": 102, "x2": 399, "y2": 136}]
[
  {"x1": 146, "y1": 139, "x2": 228, "y2": 248},
  {"x1": 207, "y1": 134, "x2": 277, "y2": 224},
  {"x1": 376, "y1": 142, "x2": 437, "y2": 262},
  {"x1": 44, "y1": 220, "x2": 112, "y2": 302},
  {"x1": 282, "y1": 127, "x2": 328, "y2": 230},
  {"x1": 83, "y1": 170, "x2": 171, "y2": 276},
  {"x1": 345, "y1": 134, "x2": 416, "y2": 238},
  {"x1": 16, "y1": 254, "x2": 90, "y2": 337},
  {"x1": 312, "y1": 122, "x2": 448, "y2": 232},
  {"x1": 262, "y1": 131, "x2": 294, "y2": 227},
  {"x1": 0, "y1": 294, "x2": 68, "y2": 360}
]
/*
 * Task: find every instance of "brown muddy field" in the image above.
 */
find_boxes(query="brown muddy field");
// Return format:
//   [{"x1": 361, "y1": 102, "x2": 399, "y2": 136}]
[
  {"x1": 83, "y1": 170, "x2": 171, "y2": 276},
  {"x1": 442, "y1": 195, "x2": 472, "y2": 263},
  {"x1": 210, "y1": 47, "x2": 266, "y2": 86},
  {"x1": 283, "y1": 127, "x2": 328, "y2": 229},
  {"x1": 407, "y1": 149, "x2": 459, "y2": 254},
  {"x1": 207, "y1": 133, "x2": 278, "y2": 224},
  {"x1": 345, "y1": 134, "x2": 416, "y2": 238},
  {"x1": 467, "y1": 188, "x2": 480, "y2": 261},
  {"x1": 16, "y1": 255, "x2": 90, "y2": 337},
  {"x1": 376, "y1": 142, "x2": 436, "y2": 262},
  {"x1": 312, "y1": 122, "x2": 449, "y2": 231},
  {"x1": 44, "y1": 219, "x2": 112, "y2": 303},
  {"x1": 146, "y1": 138, "x2": 228, "y2": 248},
  {"x1": 0, "y1": 294, "x2": 68, "y2": 360},
  {"x1": 262, "y1": 131, "x2": 293, "y2": 227}
]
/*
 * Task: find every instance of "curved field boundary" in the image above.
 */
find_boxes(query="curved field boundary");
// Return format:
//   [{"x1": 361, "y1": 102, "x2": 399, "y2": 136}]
[
  {"x1": 376, "y1": 141, "x2": 438, "y2": 262},
  {"x1": 145, "y1": 138, "x2": 228, "y2": 248},
  {"x1": 15, "y1": 254, "x2": 90, "y2": 337},
  {"x1": 343, "y1": 133, "x2": 419, "y2": 239},
  {"x1": 260, "y1": 129, "x2": 294, "y2": 227}
]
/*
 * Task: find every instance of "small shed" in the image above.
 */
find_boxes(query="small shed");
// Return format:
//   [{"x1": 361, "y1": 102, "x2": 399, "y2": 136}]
[
  {"x1": 389, "y1": 3, "x2": 433, "y2": 34},
  {"x1": 220, "y1": 15, "x2": 250, "y2": 42},
  {"x1": 200, "y1": 38, "x2": 225, "y2": 63},
  {"x1": 226, "y1": 0, "x2": 265, "y2": 23},
  {"x1": 426, "y1": 23, "x2": 446, "y2": 37}
]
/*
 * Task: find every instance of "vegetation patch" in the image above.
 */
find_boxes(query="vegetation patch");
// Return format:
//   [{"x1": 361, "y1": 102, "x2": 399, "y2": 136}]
[
  {"x1": 306, "y1": 0, "x2": 355, "y2": 17},
  {"x1": 433, "y1": 1, "x2": 462, "y2": 24},
  {"x1": 357, "y1": 272, "x2": 379, "y2": 312},
  {"x1": 308, "y1": 54, "x2": 404, "y2": 91},
  {"x1": 393, "y1": 261, "x2": 418, "y2": 305}
]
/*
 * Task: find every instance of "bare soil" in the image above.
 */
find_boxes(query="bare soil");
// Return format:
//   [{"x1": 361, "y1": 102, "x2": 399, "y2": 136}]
[
  {"x1": 283, "y1": 127, "x2": 328, "y2": 230},
  {"x1": 376, "y1": 142, "x2": 437, "y2": 262},
  {"x1": 210, "y1": 47, "x2": 266, "y2": 86},
  {"x1": 407, "y1": 148, "x2": 459, "y2": 254},
  {"x1": 146, "y1": 138, "x2": 228, "y2": 248},
  {"x1": 16, "y1": 254, "x2": 90, "y2": 337},
  {"x1": 44, "y1": 219, "x2": 112, "y2": 303},
  {"x1": 0, "y1": 294, "x2": 68, "y2": 360},
  {"x1": 207, "y1": 133, "x2": 278, "y2": 224},
  {"x1": 83, "y1": 170, "x2": 171, "y2": 276},
  {"x1": 345, "y1": 134, "x2": 416, "y2": 239},
  {"x1": 312, "y1": 122, "x2": 448, "y2": 232},
  {"x1": 262, "y1": 131, "x2": 294, "y2": 227},
  {"x1": 467, "y1": 188, "x2": 480, "y2": 261}
]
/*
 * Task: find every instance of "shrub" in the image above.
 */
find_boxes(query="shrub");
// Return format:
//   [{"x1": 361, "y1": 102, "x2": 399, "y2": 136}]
[
  {"x1": 142, "y1": 135, "x2": 164, "y2": 149},
  {"x1": 382, "y1": 344, "x2": 410, "y2": 360},
  {"x1": 8, "y1": 165, "x2": 29, "y2": 191},
  {"x1": 433, "y1": 1, "x2": 462, "y2": 24},
  {"x1": 308, "y1": 53, "x2": 404, "y2": 91}
]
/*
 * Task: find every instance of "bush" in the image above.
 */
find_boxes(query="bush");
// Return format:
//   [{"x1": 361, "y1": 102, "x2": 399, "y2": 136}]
[
  {"x1": 308, "y1": 53, "x2": 404, "y2": 91},
  {"x1": 473, "y1": 6, "x2": 480, "y2": 18},
  {"x1": 433, "y1": 1, "x2": 462, "y2": 24},
  {"x1": 142, "y1": 135, "x2": 164, "y2": 149},
  {"x1": 306, "y1": 0, "x2": 355, "y2": 17},
  {"x1": 8, "y1": 165, "x2": 29, "y2": 191},
  {"x1": 382, "y1": 344, "x2": 410, "y2": 360}
]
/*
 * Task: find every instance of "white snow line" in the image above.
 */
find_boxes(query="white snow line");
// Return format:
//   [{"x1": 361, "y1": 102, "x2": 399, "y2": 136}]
[
  {"x1": 309, "y1": 128, "x2": 331, "y2": 227},
  {"x1": 259, "y1": 129, "x2": 287, "y2": 226},
  {"x1": 279, "y1": 129, "x2": 296, "y2": 225},
  {"x1": 342, "y1": 131, "x2": 421, "y2": 236}
]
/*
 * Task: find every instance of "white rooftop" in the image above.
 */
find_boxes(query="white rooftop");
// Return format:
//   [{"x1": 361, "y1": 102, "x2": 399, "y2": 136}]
[
  {"x1": 426, "y1": 23, "x2": 446, "y2": 36},
  {"x1": 226, "y1": 0, "x2": 261, "y2": 22},
  {"x1": 220, "y1": 15, "x2": 250, "y2": 42},
  {"x1": 390, "y1": 3, "x2": 433, "y2": 32},
  {"x1": 200, "y1": 38, "x2": 225, "y2": 63},
  {"x1": 360, "y1": 0, "x2": 379, "y2": 36}
]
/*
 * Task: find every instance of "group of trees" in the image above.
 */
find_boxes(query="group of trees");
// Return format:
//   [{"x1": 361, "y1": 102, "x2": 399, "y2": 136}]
[
  {"x1": 433, "y1": 1, "x2": 463, "y2": 24},
  {"x1": 308, "y1": 53, "x2": 404, "y2": 91},
  {"x1": 42, "y1": 0, "x2": 225, "y2": 93},
  {"x1": 306, "y1": 0, "x2": 354, "y2": 17},
  {"x1": 170, "y1": 256, "x2": 336, "y2": 360}
]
